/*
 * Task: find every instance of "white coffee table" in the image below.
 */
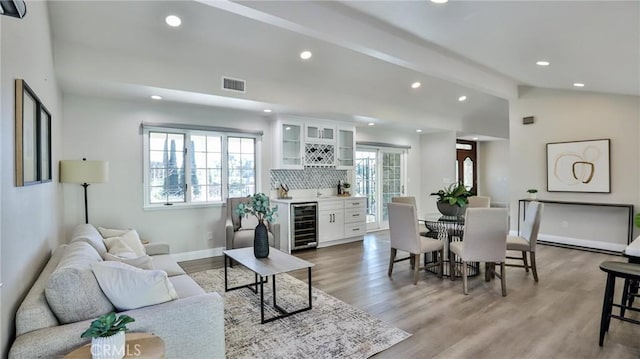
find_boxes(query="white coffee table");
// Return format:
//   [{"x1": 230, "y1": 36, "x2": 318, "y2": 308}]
[{"x1": 223, "y1": 247, "x2": 314, "y2": 324}]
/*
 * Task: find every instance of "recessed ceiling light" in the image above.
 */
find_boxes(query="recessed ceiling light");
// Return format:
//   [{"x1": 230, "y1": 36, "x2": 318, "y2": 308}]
[
  {"x1": 536, "y1": 60, "x2": 550, "y2": 66},
  {"x1": 431, "y1": 0, "x2": 449, "y2": 3},
  {"x1": 368, "y1": 122, "x2": 375, "y2": 126},
  {"x1": 458, "y1": 96, "x2": 467, "y2": 102},
  {"x1": 573, "y1": 82, "x2": 585, "y2": 87},
  {"x1": 165, "y1": 15, "x2": 182, "y2": 27},
  {"x1": 151, "y1": 95, "x2": 162, "y2": 100},
  {"x1": 472, "y1": 137, "x2": 479, "y2": 140},
  {"x1": 411, "y1": 82, "x2": 421, "y2": 89},
  {"x1": 285, "y1": 127, "x2": 291, "y2": 131},
  {"x1": 300, "y1": 51, "x2": 312, "y2": 60},
  {"x1": 263, "y1": 109, "x2": 272, "y2": 113},
  {"x1": 416, "y1": 129, "x2": 423, "y2": 133}
]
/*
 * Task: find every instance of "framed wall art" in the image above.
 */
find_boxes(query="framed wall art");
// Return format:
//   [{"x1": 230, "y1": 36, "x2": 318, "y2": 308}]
[
  {"x1": 15, "y1": 79, "x2": 52, "y2": 186},
  {"x1": 546, "y1": 139, "x2": 610, "y2": 193}
]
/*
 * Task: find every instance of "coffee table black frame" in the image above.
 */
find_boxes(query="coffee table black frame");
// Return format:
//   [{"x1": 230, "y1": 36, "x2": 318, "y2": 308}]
[{"x1": 223, "y1": 247, "x2": 313, "y2": 324}]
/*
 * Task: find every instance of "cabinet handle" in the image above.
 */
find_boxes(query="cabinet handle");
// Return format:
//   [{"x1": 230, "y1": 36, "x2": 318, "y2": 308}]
[
  {"x1": 352, "y1": 228, "x2": 360, "y2": 231},
  {"x1": 353, "y1": 213, "x2": 360, "y2": 217}
]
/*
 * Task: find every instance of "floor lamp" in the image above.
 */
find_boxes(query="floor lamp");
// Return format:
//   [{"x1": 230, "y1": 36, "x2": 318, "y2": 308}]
[{"x1": 60, "y1": 158, "x2": 109, "y2": 224}]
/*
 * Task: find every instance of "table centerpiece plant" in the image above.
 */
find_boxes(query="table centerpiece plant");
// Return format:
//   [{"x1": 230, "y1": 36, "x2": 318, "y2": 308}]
[
  {"x1": 81, "y1": 312, "x2": 135, "y2": 359},
  {"x1": 430, "y1": 182, "x2": 472, "y2": 217},
  {"x1": 236, "y1": 193, "x2": 278, "y2": 258}
]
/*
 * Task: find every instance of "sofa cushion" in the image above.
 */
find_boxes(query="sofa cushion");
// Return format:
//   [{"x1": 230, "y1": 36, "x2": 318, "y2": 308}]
[
  {"x1": 45, "y1": 241, "x2": 114, "y2": 324},
  {"x1": 169, "y1": 275, "x2": 206, "y2": 298},
  {"x1": 104, "y1": 253, "x2": 154, "y2": 270},
  {"x1": 92, "y1": 261, "x2": 179, "y2": 311},
  {"x1": 151, "y1": 255, "x2": 186, "y2": 277},
  {"x1": 105, "y1": 238, "x2": 136, "y2": 257},
  {"x1": 103, "y1": 230, "x2": 146, "y2": 257},
  {"x1": 70, "y1": 224, "x2": 108, "y2": 257}
]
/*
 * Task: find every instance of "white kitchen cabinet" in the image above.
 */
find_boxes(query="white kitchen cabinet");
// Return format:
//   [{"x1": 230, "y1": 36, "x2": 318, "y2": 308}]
[
  {"x1": 318, "y1": 200, "x2": 344, "y2": 243},
  {"x1": 336, "y1": 126, "x2": 355, "y2": 169},
  {"x1": 305, "y1": 123, "x2": 336, "y2": 143},
  {"x1": 272, "y1": 118, "x2": 304, "y2": 169}
]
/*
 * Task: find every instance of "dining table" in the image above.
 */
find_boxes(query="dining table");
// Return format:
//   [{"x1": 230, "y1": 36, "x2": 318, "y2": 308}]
[{"x1": 418, "y1": 213, "x2": 480, "y2": 278}]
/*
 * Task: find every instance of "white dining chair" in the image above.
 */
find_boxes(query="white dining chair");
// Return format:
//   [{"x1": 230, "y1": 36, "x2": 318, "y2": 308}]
[
  {"x1": 506, "y1": 201, "x2": 544, "y2": 281},
  {"x1": 388, "y1": 202, "x2": 444, "y2": 285},
  {"x1": 391, "y1": 196, "x2": 429, "y2": 237},
  {"x1": 449, "y1": 208, "x2": 509, "y2": 295},
  {"x1": 467, "y1": 195, "x2": 491, "y2": 208}
]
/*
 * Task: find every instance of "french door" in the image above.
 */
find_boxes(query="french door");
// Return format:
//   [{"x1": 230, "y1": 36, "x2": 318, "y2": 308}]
[
  {"x1": 456, "y1": 140, "x2": 477, "y2": 194},
  {"x1": 355, "y1": 147, "x2": 406, "y2": 230}
]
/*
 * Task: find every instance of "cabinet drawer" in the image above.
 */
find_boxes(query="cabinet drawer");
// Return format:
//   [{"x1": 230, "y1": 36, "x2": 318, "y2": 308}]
[
  {"x1": 344, "y1": 208, "x2": 365, "y2": 224},
  {"x1": 319, "y1": 201, "x2": 344, "y2": 211},
  {"x1": 344, "y1": 222, "x2": 366, "y2": 237},
  {"x1": 344, "y1": 198, "x2": 366, "y2": 209}
]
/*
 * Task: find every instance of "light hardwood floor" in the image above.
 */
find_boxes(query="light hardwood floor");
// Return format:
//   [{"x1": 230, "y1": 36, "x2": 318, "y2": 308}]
[{"x1": 180, "y1": 231, "x2": 640, "y2": 358}]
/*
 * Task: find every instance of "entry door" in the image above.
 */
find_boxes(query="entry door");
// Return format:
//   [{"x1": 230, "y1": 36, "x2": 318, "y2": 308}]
[{"x1": 456, "y1": 140, "x2": 477, "y2": 193}]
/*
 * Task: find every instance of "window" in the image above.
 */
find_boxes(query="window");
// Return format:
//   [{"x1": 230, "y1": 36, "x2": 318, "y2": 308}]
[{"x1": 143, "y1": 126, "x2": 258, "y2": 208}]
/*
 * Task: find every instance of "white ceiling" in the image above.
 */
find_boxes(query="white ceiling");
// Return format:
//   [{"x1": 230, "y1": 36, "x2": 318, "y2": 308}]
[{"x1": 46, "y1": 1, "x2": 640, "y2": 139}]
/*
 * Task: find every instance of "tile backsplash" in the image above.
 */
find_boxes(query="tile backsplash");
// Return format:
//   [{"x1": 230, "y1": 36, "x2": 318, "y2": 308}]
[{"x1": 270, "y1": 168, "x2": 347, "y2": 190}]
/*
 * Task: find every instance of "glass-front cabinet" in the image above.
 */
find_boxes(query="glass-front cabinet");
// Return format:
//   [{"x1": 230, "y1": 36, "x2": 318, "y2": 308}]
[
  {"x1": 337, "y1": 127, "x2": 355, "y2": 169},
  {"x1": 305, "y1": 123, "x2": 335, "y2": 143},
  {"x1": 273, "y1": 119, "x2": 304, "y2": 169}
]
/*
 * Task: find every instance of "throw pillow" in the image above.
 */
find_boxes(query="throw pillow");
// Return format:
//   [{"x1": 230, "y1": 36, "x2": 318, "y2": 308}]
[
  {"x1": 97, "y1": 226, "x2": 130, "y2": 238},
  {"x1": 104, "y1": 253, "x2": 154, "y2": 270},
  {"x1": 105, "y1": 238, "x2": 136, "y2": 257},
  {"x1": 91, "y1": 261, "x2": 178, "y2": 311},
  {"x1": 103, "y1": 230, "x2": 146, "y2": 257},
  {"x1": 45, "y1": 242, "x2": 114, "y2": 324},
  {"x1": 240, "y1": 215, "x2": 260, "y2": 230}
]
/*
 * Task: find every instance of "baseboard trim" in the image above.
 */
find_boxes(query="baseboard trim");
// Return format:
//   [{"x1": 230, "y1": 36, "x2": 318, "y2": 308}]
[
  {"x1": 508, "y1": 230, "x2": 626, "y2": 253},
  {"x1": 171, "y1": 247, "x2": 224, "y2": 262}
]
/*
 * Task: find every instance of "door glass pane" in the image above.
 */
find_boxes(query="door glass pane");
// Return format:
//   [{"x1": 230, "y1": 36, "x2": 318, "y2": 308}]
[
  {"x1": 382, "y1": 152, "x2": 402, "y2": 221},
  {"x1": 463, "y1": 157, "x2": 474, "y2": 190},
  {"x1": 356, "y1": 151, "x2": 377, "y2": 224}
]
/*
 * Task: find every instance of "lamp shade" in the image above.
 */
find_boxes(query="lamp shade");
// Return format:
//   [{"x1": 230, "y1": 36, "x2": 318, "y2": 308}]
[{"x1": 60, "y1": 160, "x2": 109, "y2": 184}]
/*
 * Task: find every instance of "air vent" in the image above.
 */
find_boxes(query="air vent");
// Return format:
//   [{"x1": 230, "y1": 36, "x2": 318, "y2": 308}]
[{"x1": 222, "y1": 77, "x2": 246, "y2": 93}]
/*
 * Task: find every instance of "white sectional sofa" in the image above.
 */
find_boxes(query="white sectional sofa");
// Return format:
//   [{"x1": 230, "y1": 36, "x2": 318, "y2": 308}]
[{"x1": 9, "y1": 224, "x2": 224, "y2": 358}]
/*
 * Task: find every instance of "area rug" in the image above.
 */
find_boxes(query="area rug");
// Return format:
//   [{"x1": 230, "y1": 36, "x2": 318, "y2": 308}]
[{"x1": 190, "y1": 267, "x2": 411, "y2": 358}]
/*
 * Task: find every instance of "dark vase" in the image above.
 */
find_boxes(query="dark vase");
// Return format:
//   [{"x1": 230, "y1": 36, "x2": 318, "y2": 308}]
[
  {"x1": 254, "y1": 220, "x2": 270, "y2": 258},
  {"x1": 437, "y1": 201, "x2": 466, "y2": 217}
]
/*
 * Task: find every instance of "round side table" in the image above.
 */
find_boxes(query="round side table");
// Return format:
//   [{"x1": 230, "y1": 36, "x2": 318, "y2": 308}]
[{"x1": 64, "y1": 333, "x2": 165, "y2": 359}]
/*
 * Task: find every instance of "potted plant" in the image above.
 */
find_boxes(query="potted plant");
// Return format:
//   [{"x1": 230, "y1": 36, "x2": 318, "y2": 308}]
[
  {"x1": 81, "y1": 312, "x2": 135, "y2": 359},
  {"x1": 430, "y1": 182, "x2": 472, "y2": 217},
  {"x1": 236, "y1": 193, "x2": 278, "y2": 258},
  {"x1": 342, "y1": 182, "x2": 351, "y2": 196},
  {"x1": 527, "y1": 189, "x2": 538, "y2": 200}
]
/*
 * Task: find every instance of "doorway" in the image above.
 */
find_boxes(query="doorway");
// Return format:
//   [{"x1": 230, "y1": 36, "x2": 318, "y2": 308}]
[
  {"x1": 456, "y1": 140, "x2": 477, "y2": 194},
  {"x1": 355, "y1": 147, "x2": 406, "y2": 230}
]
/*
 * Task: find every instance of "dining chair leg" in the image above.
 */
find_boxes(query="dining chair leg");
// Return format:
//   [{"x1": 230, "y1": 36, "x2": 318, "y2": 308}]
[
  {"x1": 439, "y1": 250, "x2": 444, "y2": 278},
  {"x1": 388, "y1": 248, "x2": 397, "y2": 277},
  {"x1": 485, "y1": 262, "x2": 491, "y2": 282},
  {"x1": 522, "y1": 251, "x2": 529, "y2": 272},
  {"x1": 530, "y1": 251, "x2": 539, "y2": 282},
  {"x1": 462, "y1": 261, "x2": 468, "y2": 295},
  {"x1": 490, "y1": 262, "x2": 496, "y2": 279},
  {"x1": 500, "y1": 262, "x2": 507, "y2": 297},
  {"x1": 413, "y1": 254, "x2": 420, "y2": 285},
  {"x1": 410, "y1": 254, "x2": 415, "y2": 270},
  {"x1": 449, "y1": 249, "x2": 456, "y2": 281}
]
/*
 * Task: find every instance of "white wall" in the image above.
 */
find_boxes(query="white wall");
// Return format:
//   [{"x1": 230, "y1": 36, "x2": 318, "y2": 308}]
[
  {"x1": 355, "y1": 126, "x2": 422, "y2": 211},
  {"x1": 61, "y1": 95, "x2": 275, "y2": 254},
  {"x1": 509, "y1": 87, "x2": 640, "y2": 250},
  {"x1": 420, "y1": 131, "x2": 457, "y2": 214},
  {"x1": 478, "y1": 140, "x2": 510, "y2": 206},
  {"x1": 1, "y1": 3, "x2": 64, "y2": 355}
]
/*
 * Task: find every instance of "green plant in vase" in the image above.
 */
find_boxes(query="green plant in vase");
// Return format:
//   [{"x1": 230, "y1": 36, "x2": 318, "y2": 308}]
[
  {"x1": 527, "y1": 188, "x2": 538, "y2": 200},
  {"x1": 235, "y1": 193, "x2": 278, "y2": 258},
  {"x1": 81, "y1": 312, "x2": 135, "y2": 359},
  {"x1": 430, "y1": 182, "x2": 472, "y2": 216}
]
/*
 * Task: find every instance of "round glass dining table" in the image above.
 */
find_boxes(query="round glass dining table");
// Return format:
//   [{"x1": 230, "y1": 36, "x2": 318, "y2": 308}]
[{"x1": 418, "y1": 213, "x2": 480, "y2": 278}]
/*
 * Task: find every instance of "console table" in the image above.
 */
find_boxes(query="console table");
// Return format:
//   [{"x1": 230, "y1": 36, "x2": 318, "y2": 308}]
[{"x1": 517, "y1": 199, "x2": 635, "y2": 245}]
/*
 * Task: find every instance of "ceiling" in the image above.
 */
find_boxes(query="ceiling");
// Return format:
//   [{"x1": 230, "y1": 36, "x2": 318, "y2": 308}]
[{"x1": 46, "y1": 1, "x2": 639, "y2": 139}]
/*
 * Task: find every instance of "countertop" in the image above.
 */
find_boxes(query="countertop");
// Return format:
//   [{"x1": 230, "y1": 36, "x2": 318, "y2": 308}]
[{"x1": 271, "y1": 196, "x2": 363, "y2": 204}]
